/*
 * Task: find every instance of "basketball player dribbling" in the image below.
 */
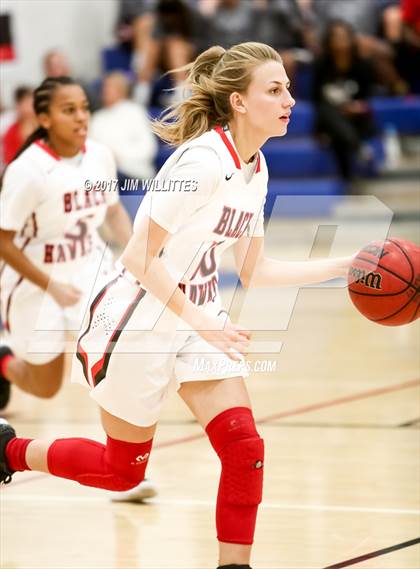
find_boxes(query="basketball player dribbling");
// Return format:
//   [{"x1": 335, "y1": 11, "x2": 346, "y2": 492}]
[
  {"x1": 0, "y1": 44, "x2": 354, "y2": 568},
  {"x1": 0, "y1": 76, "x2": 157, "y2": 502}
]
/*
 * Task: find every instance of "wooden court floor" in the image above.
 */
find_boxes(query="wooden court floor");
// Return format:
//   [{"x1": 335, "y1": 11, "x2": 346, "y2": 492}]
[{"x1": 1, "y1": 216, "x2": 419, "y2": 569}]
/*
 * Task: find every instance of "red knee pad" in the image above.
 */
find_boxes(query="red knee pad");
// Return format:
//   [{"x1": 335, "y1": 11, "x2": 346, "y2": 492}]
[
  {"x1": 206, "y1": 407, "x2": 264, "y2": 545},
  {"x1": 218, "y1": 436, "x2": 264, "y2": 507},
  {"x1": 104, "y1": 435, "x2": 152, "y2": 486},
  {"x1": 48, "y1": 436, "x2": 153, "y2": 491}
]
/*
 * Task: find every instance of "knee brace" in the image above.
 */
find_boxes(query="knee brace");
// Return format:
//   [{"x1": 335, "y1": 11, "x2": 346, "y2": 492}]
[
  {"x1": 48, "y1": 436, "x2": 153, "y2": 492},
  {"x1": 206, "y1": 407, "x2": 264, "y2": 545},
  {"x1": 101, "y1": 435, "x2": 152, "y2": 491}
]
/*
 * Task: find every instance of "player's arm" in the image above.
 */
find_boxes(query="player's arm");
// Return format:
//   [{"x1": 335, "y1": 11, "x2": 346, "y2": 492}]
[
  {"x1": 0, "y1": 229, "x2": 80, "y2": 306},
  {"x1": 105, "y1": 202, "x2": 133, "y2": 248},
  {"x1": 233, "y1": 235, "x2": 354, "y2": 288},
  {"x1": 99, "y1": 143, "x2": 132, "y2": 248},
  {"x1": 121, "y1": 215, "x2": 195, "y2": 320},
  {"x1": 121, "y1": 215, "x2": 250, "y2": 361},
  {"x1": 0, "y1": 160, "x2": 81, "y2": 307}
]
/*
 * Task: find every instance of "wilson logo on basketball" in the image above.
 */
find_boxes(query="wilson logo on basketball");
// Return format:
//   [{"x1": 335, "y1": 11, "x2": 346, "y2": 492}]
[
  {"x1": 362, "y1": 244, "x2": 389, "y2": 259},
  {"x1": 350, "y1": 268, "x2": 383, "y2": 290}
]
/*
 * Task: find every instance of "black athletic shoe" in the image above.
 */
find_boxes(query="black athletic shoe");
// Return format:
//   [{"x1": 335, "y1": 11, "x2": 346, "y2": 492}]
[
  {"x1": 0, "y1": 346, "x2": 13, "y2": 410},
  {"x1": 0, "y1": 418, "x2": 16, "y2": 484},
  {"x1": 217, "y1": 565, "x2": 252, "y2": 569}
]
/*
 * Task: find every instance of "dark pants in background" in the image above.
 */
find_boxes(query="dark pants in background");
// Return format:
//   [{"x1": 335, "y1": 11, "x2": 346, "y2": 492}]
[{"x1": 316, "y1": 102, "x2": 376, "y2": 180}]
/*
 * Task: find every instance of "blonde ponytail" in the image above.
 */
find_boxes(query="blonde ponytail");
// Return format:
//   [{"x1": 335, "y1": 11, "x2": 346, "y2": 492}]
[{"x1": 152, "y1": 42, "x2": 282, "y2": 146}]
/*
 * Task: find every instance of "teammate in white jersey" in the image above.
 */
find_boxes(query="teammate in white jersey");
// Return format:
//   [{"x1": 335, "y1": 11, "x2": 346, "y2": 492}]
[
  {"x1": 0, "y1": 76, "x2": 132, "y2": 406},
  {"x1": 0, "y1": 45, "x2": 353, "y2": 568}
]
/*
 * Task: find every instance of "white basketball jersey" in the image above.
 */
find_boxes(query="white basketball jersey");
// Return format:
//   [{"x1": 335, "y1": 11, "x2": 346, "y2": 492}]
[
  {"x1": 0, "y1": 138, "x2": 119, "y2": 279},
  {"x1": 134, "y1": 126, "x2": 268, "y2": 305}
]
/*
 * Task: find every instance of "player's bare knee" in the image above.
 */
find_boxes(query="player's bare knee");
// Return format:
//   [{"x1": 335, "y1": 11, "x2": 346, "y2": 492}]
[{"x1": 26, "y1": 357, "x2": 65, "y2": 398}]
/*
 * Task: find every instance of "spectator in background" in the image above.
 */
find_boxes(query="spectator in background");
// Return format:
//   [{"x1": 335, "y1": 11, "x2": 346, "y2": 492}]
[
  {"x1": 256, "y1": 0, "x2": 319, "y2": 83},
  {"x1": 203, "y1": 0, "x2": 256, "y2": 48},
  {"x1": 312, "y1": 0, "x2": 407, "y2": 94},
  {"x1": 2, "y1": 87, "x2": 37, "y2": 165},
  {"x1": 394, "y1": 0, "x2": 420, "y2": 93},
  {"x1": 43, "y1": 50, "x2": 71, "y2": 77},
  {"x1": 116, "y1": 0, "x2": 157, "y2": 103},
  {"x1": 43, "y1": 49, "x2": 101, "y2": 111},
  {"x1": 90, "y1": 72, "x2": 157, "y2": 180},
  {"x1": 117, "y1": 0, "x2": 203, "y2": 105},
  {"x1": 0, "y1": 99, "x2": 16, "y2": 138},
  {"x1": 313, "y1": 21, "x2": 376, "y2": 184},
  {"x1": 0, "y1": 99, "x2": 16, "y2": 172},
  {"x1": 202, "y1": 0, "x2": 318, "y2": 86}
]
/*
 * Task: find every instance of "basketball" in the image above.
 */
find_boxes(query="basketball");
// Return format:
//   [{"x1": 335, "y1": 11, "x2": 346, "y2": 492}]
[{"x1": 348, "y1": 238, "x2": 420, "y2": 326}]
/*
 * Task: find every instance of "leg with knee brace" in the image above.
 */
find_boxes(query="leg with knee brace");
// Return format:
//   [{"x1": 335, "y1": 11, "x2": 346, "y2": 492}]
[
  {"x1": 47, "y1": 435, "x2": 153, "y2": 491},
  {"x1": 206, "y1": 407, "x2": 264, "y2": 545}
]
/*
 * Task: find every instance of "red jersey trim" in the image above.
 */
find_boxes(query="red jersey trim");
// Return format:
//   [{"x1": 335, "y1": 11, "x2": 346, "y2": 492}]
[
  {"x1": 76, "y1": 275, "x2": 121, "y2": 387},
  {"x1": 35, "y1": 140, "x2": 86, "y2": 160},
  {"x1": 35, "y1": 140, "x2": 60, "y2": 161},
  {"x1": 90, "y1": 286, "x2": 146, "y2": 386},
  {"x1": 214, "y1": 126, "x2": 261, "y2": 173},
  {"x1": 214, "y1": 126, "x2": 241, "y2": 170},
  {"x1": 255, "y1": 152, "x2": 261, "y2": 173},
  {"x1": 32, "y1": 212, "x2": 38, "y2": 237}
]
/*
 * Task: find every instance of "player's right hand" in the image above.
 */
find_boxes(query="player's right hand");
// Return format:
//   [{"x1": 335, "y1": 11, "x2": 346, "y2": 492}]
[
  {"x1": 49, "y1": 281, "x2": 82, "y2": 307},
  {"x1": 196, "y1": 314, "x2": 251, "y2": 362}
]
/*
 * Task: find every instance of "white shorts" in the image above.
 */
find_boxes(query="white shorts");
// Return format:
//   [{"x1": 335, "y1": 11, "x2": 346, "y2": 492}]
[
  {"x1": 0, "y1": 246, "x2": 114, "y2": 365},
  {"x1": 71, "y1": 269, "x2": 249, "y2": 426}
]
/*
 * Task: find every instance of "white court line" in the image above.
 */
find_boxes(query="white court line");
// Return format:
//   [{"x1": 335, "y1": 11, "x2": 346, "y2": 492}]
[{"x1": 1, "y1": 494, "x2": 419, "y2": 516}]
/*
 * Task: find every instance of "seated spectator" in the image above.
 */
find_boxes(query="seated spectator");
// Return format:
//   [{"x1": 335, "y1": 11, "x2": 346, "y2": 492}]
[
  {"x1": 90, "y1": 72, "x2": 157, "y2": 180},
  {"x1": 394, "y1": 0, "x2": 420, "y2": 93},
  {"x1": 313, "y1": 0, "x2": 407, "y2": 94},
  {"x1": 204, "y1": 0, "x2": 257, "y2": 48},
  {"x1": 43, "y1": 49, "x2": 72, "y2": 77},
  {"x1": 2, "y1": 87, "x2": 37, "y2": 165},
  {"x1": 202, "y1": 0, "x2": 316, "y2": 86},
  {"x1": 313, "y1": 21, "x2": 377, "y2": 183},
  {"x1": 117, "y1": 0, "x2": 203, "y2": 105},
  {"x1": 116, "y1": 0, "x2": 157, "y2": 102},
  {"x1": 43, "y1": 49, "x2": 101, "y2": 111},
  {"x1": 256, "y1": 0, "x2": 320, "y2": 83},
  {"x1": 116, "y1": 0, "x2": 157, "y2": 55},
  {"x1": 0, "y1": 99, "x2": 16, "y2": 171}
]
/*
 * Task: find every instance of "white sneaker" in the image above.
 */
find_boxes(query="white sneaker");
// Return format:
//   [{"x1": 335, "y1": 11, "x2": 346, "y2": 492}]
[{"x1": 110, "y1": 478, "x2": 158, "y2": 503}]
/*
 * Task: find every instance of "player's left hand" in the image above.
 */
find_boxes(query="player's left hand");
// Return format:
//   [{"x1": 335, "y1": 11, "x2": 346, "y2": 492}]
[{"x1": 49, "y1": 281, "x2": 82, "y2": 307}]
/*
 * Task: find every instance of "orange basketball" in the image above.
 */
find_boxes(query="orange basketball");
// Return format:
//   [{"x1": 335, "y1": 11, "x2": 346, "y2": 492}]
[{"x1": 348, "y1": 238, "x2": 420, "y2": 326}]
